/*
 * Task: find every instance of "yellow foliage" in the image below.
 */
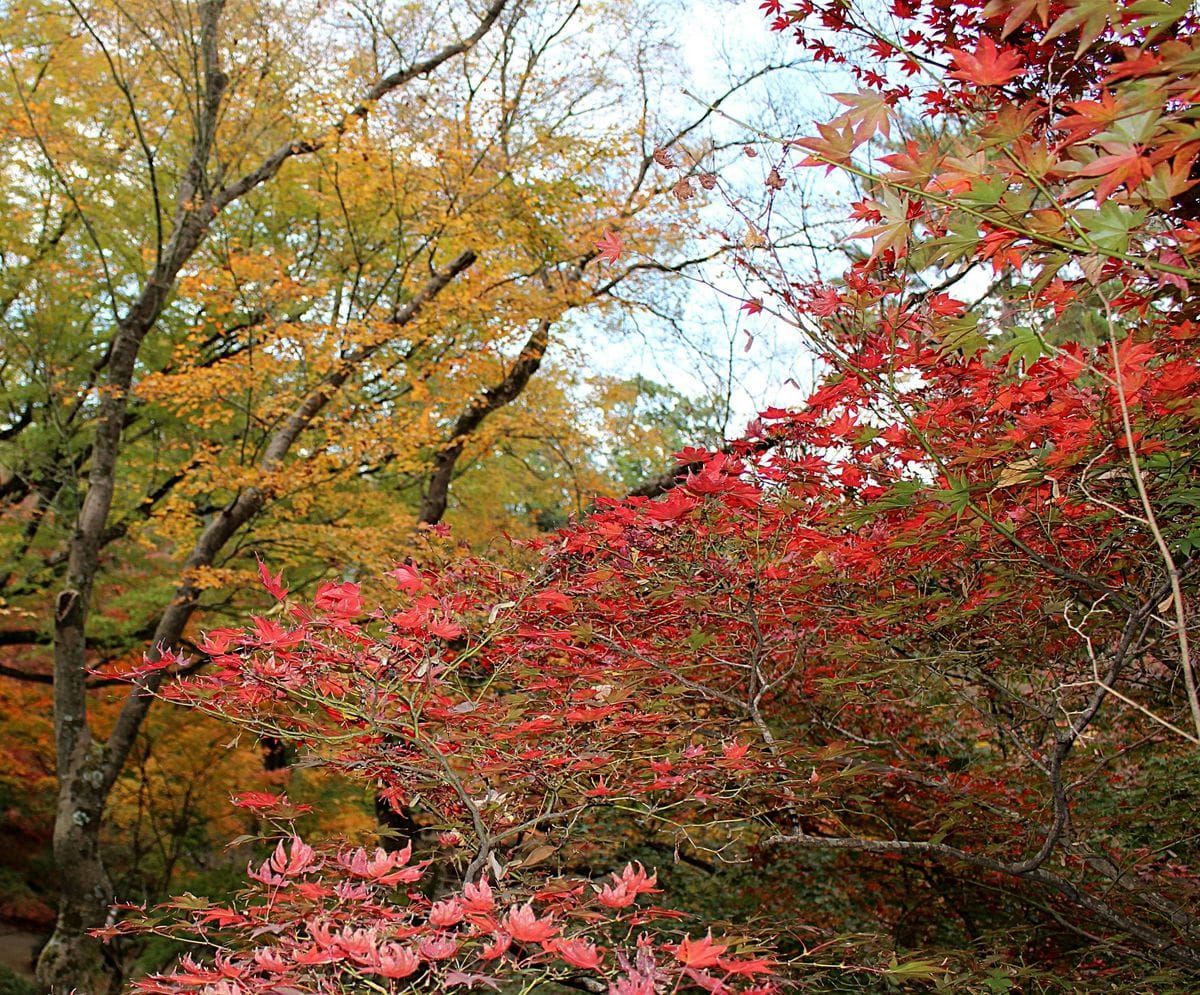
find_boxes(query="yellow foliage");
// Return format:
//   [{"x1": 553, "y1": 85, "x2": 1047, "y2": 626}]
[{"x1": 0, "y1": 0, "x2": 718, "y2": 914}]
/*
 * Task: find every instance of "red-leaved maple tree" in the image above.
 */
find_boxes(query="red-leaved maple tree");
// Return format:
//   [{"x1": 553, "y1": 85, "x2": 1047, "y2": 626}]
[{"x1": 103, "y1": 0, "x2": 1200, "y2": 988}]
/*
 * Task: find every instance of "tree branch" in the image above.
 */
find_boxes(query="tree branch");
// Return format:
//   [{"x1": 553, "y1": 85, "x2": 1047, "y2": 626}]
[
  {"x1": 765, "y1": 831, "x2": 1199, "y2": 968},
  {"x1": 418, "y1": 317, "x2": 551, "y2": 525},
  {"x1": 213, "y1": 0, "x2": 510, "y2": 210},
  {"x1": 100, "y1": 249, "x2": 478, "y2": 785}
]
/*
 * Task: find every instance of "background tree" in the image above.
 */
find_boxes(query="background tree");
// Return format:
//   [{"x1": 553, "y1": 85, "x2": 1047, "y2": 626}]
[{"x1": 0, "y1": 0, "x2": 780, "y2": 989}]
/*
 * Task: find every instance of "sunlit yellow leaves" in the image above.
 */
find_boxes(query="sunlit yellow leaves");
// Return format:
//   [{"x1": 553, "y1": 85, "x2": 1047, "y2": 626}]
[{"x1": 0, "y1": 0, "x2": 700, "y2": 662}]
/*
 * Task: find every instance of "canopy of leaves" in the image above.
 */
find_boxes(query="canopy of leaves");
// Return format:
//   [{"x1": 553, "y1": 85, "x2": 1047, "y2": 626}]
[{"x1": 11, "y1": 0, "x2": 1200, "y2": 990}]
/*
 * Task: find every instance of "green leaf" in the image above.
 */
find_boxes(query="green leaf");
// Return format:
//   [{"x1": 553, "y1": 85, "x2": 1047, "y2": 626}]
[
  {"x1": 982, "y1": 970, "x2": 1017, "y2": 993},
  {"x1": 873, "y1": 478, "x2": 925, "y2": 510},
  {"x1": 938, "y1": 313, "x2": 987, "y2": 357},
  {"x1": 1125, "y1": 0, "x2": 1191, "y2": 39},
  {"x1": 886, "y1": 955, "x2": 946, "y2": 978},
  {"x1": 924, "y1": 215, "x2": 981, "y2": 267},
  {"x1": 935, "y1": 476, "x2": 974, "y2": 517},
  {"x1": 1031, "y1": 252, "x2": 1071, "y2": 295},
  {"x1": 1074, "y1": 202, "x2": 1148, "y2": 253},
  {"x1": 1005, "y1": 326, "x2": 1047, "y2": 370},
  {"x1": 1043, "y1": 0, "x2": 1118, "y2": 58},
  {"x1": 957, "y1": 175, "x2": 1007, "y2": 208}
]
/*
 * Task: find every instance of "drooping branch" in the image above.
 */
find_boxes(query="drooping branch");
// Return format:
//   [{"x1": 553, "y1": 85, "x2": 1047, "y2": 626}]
[
  {"x1": 765, "y1": 830, "x2": 1200, "y2": 968},
  {"x1": 0, "y1": 662, "x2": 52, "y2": 684}
]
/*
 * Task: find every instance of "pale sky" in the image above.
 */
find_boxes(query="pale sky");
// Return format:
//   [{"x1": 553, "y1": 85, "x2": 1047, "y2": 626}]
[{"x1": 584, "y1": 0, "x2": 855, "y2": 436}]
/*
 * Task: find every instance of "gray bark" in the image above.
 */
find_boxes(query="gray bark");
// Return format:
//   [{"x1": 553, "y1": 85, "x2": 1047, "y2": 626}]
[{"x1": 35, "y1": 0, "x2": 507, "y2": 985}]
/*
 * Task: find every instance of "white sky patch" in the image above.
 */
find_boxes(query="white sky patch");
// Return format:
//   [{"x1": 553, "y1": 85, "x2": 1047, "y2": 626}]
[{"x1": 573, "y1": 0, "x2": 859, "y2": 434}]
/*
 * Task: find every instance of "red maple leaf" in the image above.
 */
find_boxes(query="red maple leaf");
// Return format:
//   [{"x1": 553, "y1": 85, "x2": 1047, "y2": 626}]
[
  {"x1": 256, "y1": 555, "x2": 288, "y2": 601},
  {"x1": 670, "y1": 932, "x2": 728, "y2": 968},
  {"x1": 594, "y1": 229, "x2": 624, "y2": 263},
  {"x1": 947, "y1": 37, "x2": 1024, "y2": 86},
  {"x1": 386, "y1": 563, "x2": 423, "y2": 592},
  {"x1": 1076, "y1": 143, "x2": 1153, "y2": 202}
]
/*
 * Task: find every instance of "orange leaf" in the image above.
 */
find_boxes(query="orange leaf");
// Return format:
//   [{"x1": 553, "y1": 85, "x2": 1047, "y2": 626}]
[{"x1": 947, "y1": 37, "x2": 1025, "y2": 86}]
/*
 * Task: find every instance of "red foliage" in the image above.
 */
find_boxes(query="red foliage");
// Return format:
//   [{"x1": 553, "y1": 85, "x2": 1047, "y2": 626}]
[{"x1": 108, "y1": 0, "x2": 1200, "y2": 987}]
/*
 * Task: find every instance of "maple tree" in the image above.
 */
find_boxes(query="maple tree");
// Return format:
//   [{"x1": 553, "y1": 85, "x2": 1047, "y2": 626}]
[
  {"x1": 0, "y1": 0, "x2": 781, "y2": 990},
  {"x1": 5, "y1": 0, "x2": 1200, "y2": 989},
  {"x1": 93, "y1": 0, "x2": 1200, "y2": 990}
]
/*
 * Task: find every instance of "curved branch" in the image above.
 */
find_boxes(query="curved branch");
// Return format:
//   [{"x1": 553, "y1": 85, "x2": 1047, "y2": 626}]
[
  {"x1": 765, "y1": 831, "x2": 1199, "y2": 968},
  {"x1": 100, "y1": 249, "x2": 478, "y2": 786},
  {"x1": 418, "y1": 317, "x2": 551, "y2": 525}
]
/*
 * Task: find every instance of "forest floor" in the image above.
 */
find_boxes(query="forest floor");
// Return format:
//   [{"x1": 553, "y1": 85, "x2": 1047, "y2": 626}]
[{"x1": 0, "y1": 922, "x2": 40, "y2": 979}]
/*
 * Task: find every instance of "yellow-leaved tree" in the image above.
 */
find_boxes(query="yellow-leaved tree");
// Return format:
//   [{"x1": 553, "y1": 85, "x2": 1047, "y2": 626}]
[{"x1": 0, "y1": 0, "x2": 764, "y2": 989}]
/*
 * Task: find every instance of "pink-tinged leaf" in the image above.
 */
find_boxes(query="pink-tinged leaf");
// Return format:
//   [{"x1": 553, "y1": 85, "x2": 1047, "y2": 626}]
[
  {"x1": 479, "y1": 932, "x2": 512, "y2": 960},
  {"x1": 375, "y1": 944, "x2": 421, "y2": 979},
  {"x1": 429, "y1": 898, "x2": 466, "y2": 927},
  {"x1": 1076, "y1": 144, "x2": 1153, "y2": 202},
  {"x1": 718, "y1": 955, "x2": 778, "y2": 977},
  {"x1": 553, "y1": 937, "x2": 604, "y2": 970},
  {"x1": 594, "y1": 229, "x2": 625, "y2": 263},
  {"x1": 256, "y1": 555, "x2": 289, "y2": 600},
  {"x1": 462, "y1": 876, "x2": 496, "y2": 913},
  {"x1": 528, "y1": 589, "x2": 574, "y2": 614},
  {"x1": 504, "y1": 904, "x2": 557, "y2": 943},
  {"x1": 611, "y1": 862, "x2": 659, "y2": 896},
  {"x1": 1157, "y1": 249, "x2": 1189, "y2": 293},
  {"x1": 428, "y1": 616, "x2": 465, "y2": 640},
  {"x1": 808, "y1": 286, "x2": 843, "y2": 316},
  {"x1": 418, "y1": 935, "x2": 460, "y2": 960},
  {"x1": 444, "y1": 971, "x2": 501, "y2": 989},
  {"x1": 387, "y1": 563, "x2": 424, "y2": 592},
  {"x1": 947, "y1": 37, "x2": 1024, "y2": 86}
]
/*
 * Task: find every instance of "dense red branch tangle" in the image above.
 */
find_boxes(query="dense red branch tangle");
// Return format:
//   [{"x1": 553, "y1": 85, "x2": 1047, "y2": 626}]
[
  {"x1": 92, "y1": 0, "x2": 1200, "y2": 984},
  {"x1": 103, "y1": 292, "x2": 1200, "y2": 987}
]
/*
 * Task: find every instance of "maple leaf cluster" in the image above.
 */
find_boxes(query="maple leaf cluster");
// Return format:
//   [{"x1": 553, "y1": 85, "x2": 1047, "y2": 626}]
[
  {"x1": 104, "y1": 842, "x2": 778, "y2": 994},
  {"x1": 110, "y1": 0, "x2": 1200, "y2": 988}
]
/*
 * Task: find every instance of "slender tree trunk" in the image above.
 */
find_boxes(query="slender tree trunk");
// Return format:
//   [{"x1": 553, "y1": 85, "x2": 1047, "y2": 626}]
[
  {"x1": 30, "y1": 3, "x2": 507, "y2": 984},
  {"x1": 37, "y1": 731, "x2": 118, "y2": 994},
  {"x1": 36, "y1": 250, "x2": 477, "y2": 994}
]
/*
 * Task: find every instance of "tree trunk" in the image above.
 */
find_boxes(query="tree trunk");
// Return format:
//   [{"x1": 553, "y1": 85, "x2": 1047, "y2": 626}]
[
  {"x1": 27, "y1": 2, "x2": 506, "y2": 985},
  {"x1": 38, "y1": 739, "x2": 118, "y2": 995},
  {"x1": 35, "y1": 250, "x2": 478, "y2": 994}
]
